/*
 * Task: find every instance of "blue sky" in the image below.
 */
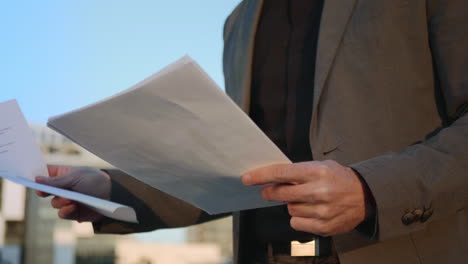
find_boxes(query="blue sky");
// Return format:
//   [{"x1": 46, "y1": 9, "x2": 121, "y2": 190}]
[
  {"x1": 1, "y1": 0, "x2": 241, "y2": 243},
  {"x1": 1, "y1": 0, "x2": 241, "y2": 123}
]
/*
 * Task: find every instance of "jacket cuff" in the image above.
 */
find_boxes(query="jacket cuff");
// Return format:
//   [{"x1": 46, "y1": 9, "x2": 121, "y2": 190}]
[
  {"x1": 93, "y1": 175, "x2": 148, "y2": 234},
  {"x1": 351, "y1": 167, "x2": 378, "y2": 238},
  {"x1": 332, "y1": 168, "x2": 379, "y2": 253},
  {"x1": 348, "y1": 153, "x2": 435, "y2": 242}
]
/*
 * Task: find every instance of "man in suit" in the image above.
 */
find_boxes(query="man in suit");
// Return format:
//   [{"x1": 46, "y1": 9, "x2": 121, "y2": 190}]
[{"x1": 37, "y1": 0, "x2": 468, "y2": 263}]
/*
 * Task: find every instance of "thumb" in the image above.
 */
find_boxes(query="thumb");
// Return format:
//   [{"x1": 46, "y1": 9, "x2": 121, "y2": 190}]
[
  {"x1": 47, "y1": 165, "x2": 73, "y2": 177},
  {"x1": 35, "y1": 174, "x2": 78, "y2": 190}
]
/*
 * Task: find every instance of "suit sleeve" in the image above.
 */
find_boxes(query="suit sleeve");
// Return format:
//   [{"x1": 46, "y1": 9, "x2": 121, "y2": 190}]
[
  {"x1": 342, "y1": 0, "x2": 468, "y2": 245},
  {"x1": 93, "y1": 169, "x2": 229, "y2": 234}
]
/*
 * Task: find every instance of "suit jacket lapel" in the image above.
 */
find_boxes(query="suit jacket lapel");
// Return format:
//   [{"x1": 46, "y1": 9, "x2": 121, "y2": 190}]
[
  {"x1": 312, "y1": 0, "x2": 358, "y2": 118},
  {"x1": 225, "y1": 1, "x2": 264, "y2": 263},
  {"x1": 223, "y1": 0, "x2": 263, "y2": 113},
  {"x1": 226, "y1": 0, "x2": 358, "y2": 116}
]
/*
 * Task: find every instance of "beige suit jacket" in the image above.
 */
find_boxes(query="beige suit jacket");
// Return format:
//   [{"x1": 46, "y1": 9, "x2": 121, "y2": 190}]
[{"x1": 95, "y1": 0, "x2": 468, "y2": 263}]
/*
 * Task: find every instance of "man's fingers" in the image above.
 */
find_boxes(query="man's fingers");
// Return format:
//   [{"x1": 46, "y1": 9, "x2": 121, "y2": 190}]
[
  {"x1": 36, "y1": 174, "x2": 77, "y2": 189},
  {"x1": 290, "y1": 217, "x2": 332, "y2": 237},
  {"x1": 242, "y1": 163, "x2": 307, "y2": 186},
  {"x1": 51, "y1": 197, "x2": 74, "y2": 209},
  {"x1": 58, "y1": 203, "x2": 78, "y2": 220},
  {"x1": 261, "y1": 184, "x2": 311, "y2": 202},
  {"x1": 287, "y1": 203, "x2": 336, "y2": 220},
  {"x1": 47, "y1": 165, "x2": 60, "y2": 177},
  {"x1": 35, "y1": 176, "x2": 48, "y2": 184},
  {"x1": 47, "y1": 165, "x2": 72, "y2": 178},
  {"x1": 35, "y1": 189, "x2": 51, "y2": 197},
  {"x1": 36, "y1": 166, "x2": 75, "y2": 198},
  {"x1": 35, "y1": 177, "x2": 52, "y2": 197}
]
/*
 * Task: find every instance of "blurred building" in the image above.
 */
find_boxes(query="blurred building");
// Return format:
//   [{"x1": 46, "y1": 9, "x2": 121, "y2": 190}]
[
  {"x1": 23, "y1": 125, "x2": 117, "y2": 264},
  {"x1": 187, "y1": 217, "x2": 233, "y2": 260},
  {"x1": 115, "y1": 240, "x2": 222, "y2": 264},
  {"x1": 31, "y1": 125, "x2": 113, "y2": 168},
  {"x1": 0, "y1": 177, "x2": 27, "y2": 264},
  {"x1": 0, "y1": 125, "x2": 232, "y2": 264}
]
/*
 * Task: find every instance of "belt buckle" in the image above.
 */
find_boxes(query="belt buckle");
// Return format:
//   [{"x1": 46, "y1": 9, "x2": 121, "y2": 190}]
[{"x1": 291, "y1": 240, "x2": 318, "y2": 257}]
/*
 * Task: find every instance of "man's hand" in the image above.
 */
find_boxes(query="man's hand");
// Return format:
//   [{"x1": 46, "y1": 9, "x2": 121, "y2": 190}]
[
  {"x1": 242, "y1": 160, "x2": 369, "y2": 237},
  {"x1": 35, "y1": 165, "x2": 111, "y2": 223}
]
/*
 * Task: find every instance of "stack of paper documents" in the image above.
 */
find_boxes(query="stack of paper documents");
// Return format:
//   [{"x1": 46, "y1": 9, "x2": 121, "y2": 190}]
[
  {"x1": 1, "y1": 56, "x2": 290, "y2": 223},
  {"x1": 48, "y1": 56, "x2": 290, "y2": 215}
]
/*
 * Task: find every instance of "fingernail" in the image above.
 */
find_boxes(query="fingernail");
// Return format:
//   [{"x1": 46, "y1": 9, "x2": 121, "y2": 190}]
[
  {"x1": 242, "y1": 174, "x2": 252, "y2": 185},
  {"x1": 35, "y1": 176, "x2": 48, "y2": 183}
]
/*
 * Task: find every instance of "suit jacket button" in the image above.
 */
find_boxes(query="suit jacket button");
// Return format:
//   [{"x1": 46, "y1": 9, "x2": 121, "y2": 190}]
[
  {"x1": 421, "y1": 208, "x2": 434, "y2": 223},
  {"x1": 413, "y1": 209, "x2": 424, "y2": 222},
  {"x1": 402, "y1": 211, "x2": 415, "y2": 225}
]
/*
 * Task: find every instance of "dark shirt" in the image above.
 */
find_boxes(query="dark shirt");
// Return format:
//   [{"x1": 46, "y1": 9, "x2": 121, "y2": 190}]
[
  {"x1": 250, "y1": 0, "x2": 323, "y2": 162},
  {"x1": 244, "y1": 0, "x2": 325, "y2": 258}
]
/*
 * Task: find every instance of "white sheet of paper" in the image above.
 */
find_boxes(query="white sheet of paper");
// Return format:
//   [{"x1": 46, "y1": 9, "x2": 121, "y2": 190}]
[
  {"x1": 0, "y1": 100, "x2": 137, "y2": 223},
  {"x1": 48, "y1": 56, "x2": 291, "y2": 215}
]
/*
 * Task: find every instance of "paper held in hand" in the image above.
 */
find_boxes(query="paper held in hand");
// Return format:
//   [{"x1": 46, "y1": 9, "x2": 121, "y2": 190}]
[
  {"x1": 0, "y1": 100, "x2": 137, "y2": 223},
  {"x1": 48, "y1": 56, "x2": 291, "y2": 215}
]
